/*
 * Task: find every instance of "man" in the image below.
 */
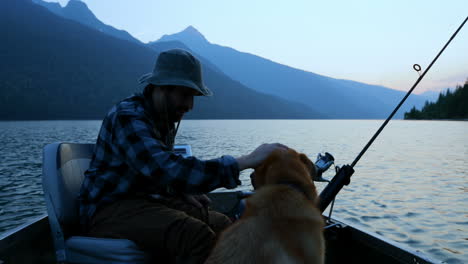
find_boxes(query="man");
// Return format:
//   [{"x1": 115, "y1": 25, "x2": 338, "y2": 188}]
[{"x1": 78, "y1": 49, "x2": 288, "y2": 264}]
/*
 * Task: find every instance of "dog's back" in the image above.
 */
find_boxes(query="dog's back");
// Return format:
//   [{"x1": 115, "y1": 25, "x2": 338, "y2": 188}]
[{"x1": 206, "y1": 149, "x2": 325, "y2": 264}]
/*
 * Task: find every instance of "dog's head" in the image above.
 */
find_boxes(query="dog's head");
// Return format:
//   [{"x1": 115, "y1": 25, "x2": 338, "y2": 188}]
[{"x1": 250, "y1": 148, "x2": 318, "y2": 201}]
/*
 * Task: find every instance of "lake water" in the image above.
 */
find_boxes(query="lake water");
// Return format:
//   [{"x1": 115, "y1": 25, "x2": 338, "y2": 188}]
[{"x1": 0, "y1": 120, "x2": 466, "y2": 263}]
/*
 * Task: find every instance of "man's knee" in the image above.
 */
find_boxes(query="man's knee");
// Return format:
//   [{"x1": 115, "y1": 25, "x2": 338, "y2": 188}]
[
  {"x1": 165, "y1": 216, "x2": 216, "y2": 263},
  {"x1": 208, "y1": 211, "x2": 232, "y2": 234}
]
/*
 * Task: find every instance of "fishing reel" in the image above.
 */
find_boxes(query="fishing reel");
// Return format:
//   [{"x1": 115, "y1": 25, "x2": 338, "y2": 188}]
[{"x1": 314, "y1": 152, "x2": 335, "y2": 182}]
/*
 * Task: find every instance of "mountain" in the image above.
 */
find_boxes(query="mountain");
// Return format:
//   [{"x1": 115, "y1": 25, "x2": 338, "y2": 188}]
[
  {"x1": 0, "y1": 0, "x2": 323, "y2": 120},
  {"x1": 32, "y1": 0, "x2": 141, "y2": 44},
  {"x1": 31, "y1": 0, "x2": 62, "y2": 13},
  {"x1": 418, "y1": 88, "x2": 451, "y2": 103},
  {"x1": 153, "y1": 26, "x2": 428, "y2": 119}
]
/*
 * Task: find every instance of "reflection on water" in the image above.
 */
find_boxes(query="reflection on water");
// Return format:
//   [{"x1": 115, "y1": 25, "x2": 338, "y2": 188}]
[{"x1": 0, "y1": 120, "x2": 467, "y2": 263}]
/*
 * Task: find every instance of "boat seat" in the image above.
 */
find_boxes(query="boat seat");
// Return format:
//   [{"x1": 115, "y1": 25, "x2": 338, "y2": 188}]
[{"x1": 42, "y1": 143, "x2": 151, "y2": 264}]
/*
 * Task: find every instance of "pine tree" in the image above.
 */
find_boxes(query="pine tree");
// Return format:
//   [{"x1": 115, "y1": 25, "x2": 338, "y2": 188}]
[{"x1": 404, "y1": 79, "x2": 468, "y2": 120}]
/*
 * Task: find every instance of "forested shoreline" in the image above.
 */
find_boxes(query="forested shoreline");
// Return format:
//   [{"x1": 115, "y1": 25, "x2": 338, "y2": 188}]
[{"x1": 404, "y1": 80, "x2": 468, "y2": 120}]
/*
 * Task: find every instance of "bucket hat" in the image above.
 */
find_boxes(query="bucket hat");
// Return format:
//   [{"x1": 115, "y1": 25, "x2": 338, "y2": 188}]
[{"x1": 138, "y1": 49, "x2": 213, "y2": 96}]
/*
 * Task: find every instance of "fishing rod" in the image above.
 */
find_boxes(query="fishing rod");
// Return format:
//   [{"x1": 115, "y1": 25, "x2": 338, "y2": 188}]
[{"x1": 318, "y1": 16, "x2": 468, "y2": 213}]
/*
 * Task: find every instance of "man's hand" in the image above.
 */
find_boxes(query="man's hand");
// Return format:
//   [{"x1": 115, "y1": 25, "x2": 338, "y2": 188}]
[
  {"x1": 236, "y1": 143, "x2": 289, "y2": 170},
  {"x1": 183, "y1": 194, "x2": 212, "y2": 209}
]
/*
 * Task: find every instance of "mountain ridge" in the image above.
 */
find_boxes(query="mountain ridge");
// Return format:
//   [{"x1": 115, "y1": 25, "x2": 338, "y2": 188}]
[
  {"x1": 32, "y1": 0, "x2": 141, "y2": 44},
  {"x1": 156, "y1": 26, "x2": 209, "y2": 45},
  {"x1": 1, "y1": 0, "x2": 323, "y2": 120},
  {"x1": 14, "y1": 1, "x2": 428, "y2": 119},
  {"x1": 153, "y1": 26, "x2": 428, "y2": 118}
]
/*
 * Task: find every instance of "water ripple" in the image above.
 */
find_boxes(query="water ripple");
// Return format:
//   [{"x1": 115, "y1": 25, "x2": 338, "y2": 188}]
[{"x1": 0, "y1": 120, "x2": 466, "y2": 263}]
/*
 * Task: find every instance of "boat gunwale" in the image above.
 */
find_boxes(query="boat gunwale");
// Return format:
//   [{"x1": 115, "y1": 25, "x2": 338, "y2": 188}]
[
  {"x1": 0, "y1": 194, "x2": 442, "y2": 264},
  {"x1": 327, "y1": 216, "x2": 441, "y2": 264},
  {"x1": 0, "y1": 214, "x2": 49, "y2": 253}
]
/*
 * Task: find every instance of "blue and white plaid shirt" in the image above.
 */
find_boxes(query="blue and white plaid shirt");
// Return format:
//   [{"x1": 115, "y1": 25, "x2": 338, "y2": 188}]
[{"x1": 78, "y1": 93, "x2": 240, "y2": 228}]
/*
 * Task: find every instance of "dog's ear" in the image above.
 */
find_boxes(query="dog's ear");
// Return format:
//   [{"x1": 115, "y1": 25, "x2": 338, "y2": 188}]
[{"x1": 299, "y1": 153, "x2": 317, "y2": 180}]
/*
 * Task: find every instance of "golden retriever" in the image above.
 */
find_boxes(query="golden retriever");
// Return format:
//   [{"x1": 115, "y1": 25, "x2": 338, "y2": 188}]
[{"x1": 205, "y1": 148, "x2": 325, "y2": 264}]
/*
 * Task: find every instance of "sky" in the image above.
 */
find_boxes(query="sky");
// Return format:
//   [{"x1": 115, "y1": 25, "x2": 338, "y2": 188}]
[{"x1": 46, "y1": 0, "x2": 467, "y2": 94}]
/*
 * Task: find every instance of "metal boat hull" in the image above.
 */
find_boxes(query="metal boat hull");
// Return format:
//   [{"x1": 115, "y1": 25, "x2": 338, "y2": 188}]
[{"x1": 0, "y1": 191, "x2": 438, "y2": 264}]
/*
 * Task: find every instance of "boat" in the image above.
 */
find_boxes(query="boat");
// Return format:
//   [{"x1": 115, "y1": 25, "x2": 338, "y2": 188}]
[
  {"x1": 0, "y1": 143, "x2": 440, "y2": 264},
  {"x1": 0, "y1": 196, "x2": 440, "y2": 264}
]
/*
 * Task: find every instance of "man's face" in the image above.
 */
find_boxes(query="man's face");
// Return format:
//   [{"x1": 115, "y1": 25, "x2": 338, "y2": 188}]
[{"x1": 158, "y1": 86, "x2": 196, "y2": 122}]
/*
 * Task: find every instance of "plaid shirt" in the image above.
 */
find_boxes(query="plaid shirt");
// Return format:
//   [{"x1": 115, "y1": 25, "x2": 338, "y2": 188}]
[{"x1": 78, "y1": 93, "x2": 240, "y2": 228}]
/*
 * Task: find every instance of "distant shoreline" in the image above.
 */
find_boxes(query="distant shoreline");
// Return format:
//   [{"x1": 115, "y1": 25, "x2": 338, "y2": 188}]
[
  {"x1": 404, "y1": 118, "x2": 468, "y2": 121},
  {"x1": 1, "y1": 118, "x2": 467, "y2": 122}
]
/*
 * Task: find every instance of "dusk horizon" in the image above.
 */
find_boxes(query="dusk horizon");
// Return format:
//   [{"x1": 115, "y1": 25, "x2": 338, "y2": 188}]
[{"x1": 43, "y1": 0, "x2": 468, "y2": 94}]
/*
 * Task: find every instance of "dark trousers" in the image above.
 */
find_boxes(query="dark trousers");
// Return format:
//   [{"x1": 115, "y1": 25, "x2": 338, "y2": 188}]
[{"x1": 87, "y1": 197, "x2": 232, "y2": 264}]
